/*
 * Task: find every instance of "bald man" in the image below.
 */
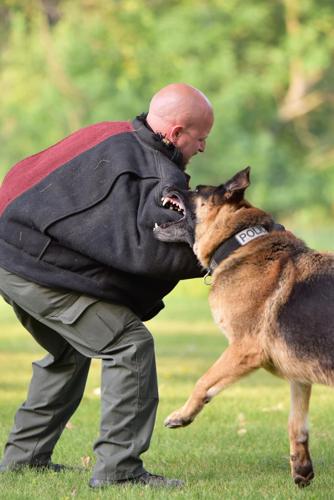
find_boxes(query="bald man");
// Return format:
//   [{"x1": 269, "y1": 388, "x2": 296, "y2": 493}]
[{"x1": 0, "y1": 83, "x2": 214, "y2": 488}]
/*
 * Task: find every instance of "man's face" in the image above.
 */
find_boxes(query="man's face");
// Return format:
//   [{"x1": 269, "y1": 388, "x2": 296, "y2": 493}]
[{"x1": 173, "y1": 114, "x2": 213, "y2": 166}]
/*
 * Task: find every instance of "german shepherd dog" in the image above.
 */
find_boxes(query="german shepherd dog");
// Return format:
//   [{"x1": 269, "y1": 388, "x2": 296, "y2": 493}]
[{"x1": 154, "y1": 167, "x2": 334, "y2": 487}]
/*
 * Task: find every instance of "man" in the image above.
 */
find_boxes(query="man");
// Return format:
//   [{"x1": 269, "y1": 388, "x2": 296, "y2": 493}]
[{"x1": 0, "y1": 83, "x2": 214, "y2": 488}]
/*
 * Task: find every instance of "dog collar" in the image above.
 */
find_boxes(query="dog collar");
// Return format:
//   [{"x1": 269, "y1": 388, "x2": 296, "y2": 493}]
[{"x1": 208, "y1": 223, "x2": 285, "y2": 274}]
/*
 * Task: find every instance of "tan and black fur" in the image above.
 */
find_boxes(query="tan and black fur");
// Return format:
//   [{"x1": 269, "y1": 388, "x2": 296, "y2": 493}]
[{"x1": 154, "y1": 167, "x2": 334, "y2": 487}]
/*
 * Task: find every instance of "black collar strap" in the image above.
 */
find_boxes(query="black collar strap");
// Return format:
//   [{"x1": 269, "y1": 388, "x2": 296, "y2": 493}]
[{"x1": 208, "y1": 223, "x2": 285, "y2": 273}]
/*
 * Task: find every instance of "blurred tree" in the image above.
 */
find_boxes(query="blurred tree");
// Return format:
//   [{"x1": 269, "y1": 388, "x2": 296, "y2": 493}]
[{"x1": 0, "y1": 0, "x2": 333, "y2": 226}]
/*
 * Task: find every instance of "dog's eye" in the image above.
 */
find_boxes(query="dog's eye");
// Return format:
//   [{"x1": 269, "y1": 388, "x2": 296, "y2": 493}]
[{"x1": 194, "y1": 185, "x2": 204, "y2": 193}]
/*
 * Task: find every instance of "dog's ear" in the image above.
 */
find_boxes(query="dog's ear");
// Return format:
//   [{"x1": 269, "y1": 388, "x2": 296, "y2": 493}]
[{"x1": 223, "y1": 166, "x2": 251, "y2": 201}]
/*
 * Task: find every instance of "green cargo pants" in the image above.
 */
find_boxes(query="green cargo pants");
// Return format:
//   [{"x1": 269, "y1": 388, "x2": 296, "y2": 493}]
[{"x1": 0, "y1": 267, "x2": 158, "y2": 481}]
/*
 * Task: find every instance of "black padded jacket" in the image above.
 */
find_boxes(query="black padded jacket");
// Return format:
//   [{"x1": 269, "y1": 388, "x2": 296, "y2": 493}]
[{"x1": 0, "y1": 115, "x2": 202, "y2": 320}]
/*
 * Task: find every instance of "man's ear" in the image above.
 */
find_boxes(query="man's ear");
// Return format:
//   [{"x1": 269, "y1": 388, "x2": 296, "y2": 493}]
[
  {"x1": 224, "y1": 166, "x2": 251, "y2": 200},
  {"x1": 169, "y1": 125, "x2": 184, "y2": 144}
]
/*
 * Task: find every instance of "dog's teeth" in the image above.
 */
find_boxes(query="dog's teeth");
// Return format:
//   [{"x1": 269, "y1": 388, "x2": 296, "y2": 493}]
[
  {"x1": 154, "y1": 222, "x2": 159, "y2": 229},
  {"x1": 161, "y1": 196, "x2": 184, "y2": 213}
]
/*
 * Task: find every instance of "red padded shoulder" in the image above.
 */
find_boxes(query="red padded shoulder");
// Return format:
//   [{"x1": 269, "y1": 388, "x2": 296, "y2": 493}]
[{"x1": 0, "y1": 121, "x2": 134, "y2": 215}]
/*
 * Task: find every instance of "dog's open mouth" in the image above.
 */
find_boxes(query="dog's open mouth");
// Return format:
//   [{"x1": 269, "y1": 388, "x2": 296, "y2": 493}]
[
  {"x1": 154, "y1": 191, "x2": 186, "y2": 231},
  {"x1": 153, "y1": 188, "x2": 194, "y2": 245},
  {"x1": 161, "y1": 194, "x2": 185, "y2": 214}
]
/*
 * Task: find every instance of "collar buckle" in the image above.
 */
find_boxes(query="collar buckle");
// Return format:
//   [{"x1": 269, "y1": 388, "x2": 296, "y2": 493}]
[{"x1": 203, "y1": 270, "x2": 212, "y2": 286}]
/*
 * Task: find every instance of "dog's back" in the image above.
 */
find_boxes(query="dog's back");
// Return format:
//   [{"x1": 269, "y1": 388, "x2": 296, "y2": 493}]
[{"x1": 278, "y1": 254, "x2": 334, "y2": 374}]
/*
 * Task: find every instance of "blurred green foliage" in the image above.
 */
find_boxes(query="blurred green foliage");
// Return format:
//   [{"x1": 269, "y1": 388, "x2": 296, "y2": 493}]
[{"x1": 0, "y1": 0, "x2": 333, "y2": 230}]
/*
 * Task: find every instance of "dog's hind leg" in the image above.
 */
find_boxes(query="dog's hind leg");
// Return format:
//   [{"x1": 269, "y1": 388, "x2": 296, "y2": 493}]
[
  {"x1": 164, "y1": 339, "x2": 262, "y2": 428},
  {"x1": 288, "y1": 381, "x2": 314, "y2": 487}
]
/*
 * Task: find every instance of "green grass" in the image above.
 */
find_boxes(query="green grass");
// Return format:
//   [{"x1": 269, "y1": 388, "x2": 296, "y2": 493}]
[{"x1": 1, "y1": 269, "x2": 334, "y2": 498}]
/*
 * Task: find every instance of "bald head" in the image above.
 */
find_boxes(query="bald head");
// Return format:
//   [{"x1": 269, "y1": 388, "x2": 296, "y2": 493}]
[
  {"x1": 147, "y1": 83, "x2": 212, "y2": 128},
  {"x1": 146, "y1": 83, "x2": 214, "y2": 167}
]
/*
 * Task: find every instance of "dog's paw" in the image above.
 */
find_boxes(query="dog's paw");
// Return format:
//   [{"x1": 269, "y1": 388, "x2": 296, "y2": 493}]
[
  {"x1": 164, "y1": 410, "x2": 193, "y2": 428},
  {"x1": 293, "y1": 470, "x2": 314, "y2": 488},
  {"x1": 292, "y1": 461, "x2": 314, "y2": 488}
]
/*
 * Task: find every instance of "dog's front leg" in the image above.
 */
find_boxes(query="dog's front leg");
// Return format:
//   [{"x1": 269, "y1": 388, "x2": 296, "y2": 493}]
[
  {"x1": 288, "y1": 381, "x2": 314, "y2": 487},
  {"x1": 165, "y1": 340, "x2": 262, "y2": 428}
]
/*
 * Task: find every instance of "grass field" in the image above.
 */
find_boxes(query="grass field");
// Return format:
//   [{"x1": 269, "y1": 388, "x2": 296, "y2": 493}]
[{"x1": 0, "y1": 229, "x2": 333, "y2": 499}]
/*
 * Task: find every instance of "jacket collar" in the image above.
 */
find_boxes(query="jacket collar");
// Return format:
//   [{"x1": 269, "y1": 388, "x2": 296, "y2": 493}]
[{"x1": 132, "y1": 114, "x2": 184, "y2": 170}]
